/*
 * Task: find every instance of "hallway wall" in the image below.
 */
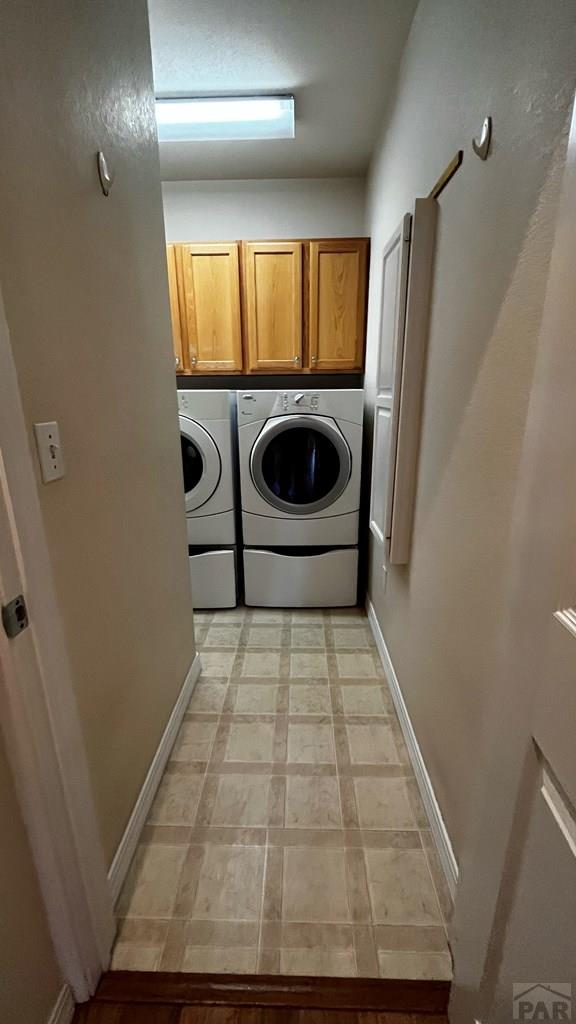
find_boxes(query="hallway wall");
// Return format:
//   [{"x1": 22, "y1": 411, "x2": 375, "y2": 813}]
[
  {"x1": 162, "y1": 178, "x2": 366, "y2": 240},
  {"x1": 0, "y1": 0, "x2": 195, "y2": 865},
  {"x1": 364, "y1": 0, "x2": 576, "y2": 858},
  {"x1": 0, "y1": 727, "x2": 62, "y2": 1024}
]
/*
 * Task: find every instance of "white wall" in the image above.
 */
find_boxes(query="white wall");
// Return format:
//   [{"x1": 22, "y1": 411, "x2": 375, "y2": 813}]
[
  {"x1": 364, "y1": 0, "x2": 576, "y2": 858},
  {"x1": 0, "y1": 0, "x2": 196, "y2": 865},
  {"x1": 162, "y1": 178, "x2": 366, "y2": 240}
]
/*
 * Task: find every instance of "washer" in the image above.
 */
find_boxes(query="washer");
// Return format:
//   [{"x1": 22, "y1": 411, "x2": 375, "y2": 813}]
[
  {"x1": 178, "y1": 390, "x2": 237, "y2": 608},
  {"x1": 236, "y1": 389, "x2": 363, "y2": 606}
]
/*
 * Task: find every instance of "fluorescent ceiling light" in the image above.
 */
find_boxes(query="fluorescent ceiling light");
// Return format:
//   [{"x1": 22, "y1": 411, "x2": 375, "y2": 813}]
[{"x1": 155, "y1": 96, "x2": 295, "y2": 142}]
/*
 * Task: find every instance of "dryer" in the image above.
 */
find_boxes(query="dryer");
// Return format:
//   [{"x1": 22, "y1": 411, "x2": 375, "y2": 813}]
[
  {"x1": 178, "y1": 390, "x2": 237, "y2": 608},
  {"x1": 236, "y1": 389, "x2": 363, "y2": 607}
]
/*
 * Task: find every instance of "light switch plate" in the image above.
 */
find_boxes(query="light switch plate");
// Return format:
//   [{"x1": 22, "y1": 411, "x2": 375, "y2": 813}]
[{"x1": 34, "y1": 421, "x2": 65, "y2": 482}]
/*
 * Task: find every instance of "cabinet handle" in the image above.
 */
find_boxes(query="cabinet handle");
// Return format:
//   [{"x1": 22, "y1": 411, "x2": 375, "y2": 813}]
[
  {"x1": 175, "y1": 355, "x2": 180, "y2": 369},
  {"x1": 311, "y1": 355, "x2": 317, "y2": 364},
  {"x1": 293, "y1": 355, "x2": 300, "y2": 365},
  {"x1": 191, "y1": 354, "x2": 198, "y2": 366}
]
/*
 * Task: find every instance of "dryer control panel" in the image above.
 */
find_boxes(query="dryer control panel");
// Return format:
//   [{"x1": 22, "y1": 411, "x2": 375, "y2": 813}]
[
  {"x1": 237, "y1": 389, "x2": 363, "y2": 424},
  {"x1": 281, "y1": 392, "x2": 319, "y2": 411}
]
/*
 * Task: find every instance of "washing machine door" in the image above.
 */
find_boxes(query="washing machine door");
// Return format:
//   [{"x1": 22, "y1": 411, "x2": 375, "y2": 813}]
[
  {"x1": 179, "y1": 415, "x2": 221, "y2": 512},
  {"x1": 250, "y1": 414, "x2": 352, "y2": 515}
]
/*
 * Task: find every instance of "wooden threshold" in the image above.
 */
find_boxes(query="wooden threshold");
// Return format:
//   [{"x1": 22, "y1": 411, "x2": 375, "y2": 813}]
[
  {"x1": 75, "y1": 1009, "x2": 448, "y2": 1023},
  {"x1": 93, "y1": 972, "x2": 450, "y2": 1014}
]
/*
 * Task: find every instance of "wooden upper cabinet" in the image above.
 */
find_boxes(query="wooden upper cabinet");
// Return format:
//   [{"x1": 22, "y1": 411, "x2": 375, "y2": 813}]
[
  {"x1": 308, "y1": 238, "x2": 368, "y2": 371},
  {"x1": 179, "y1": 243, "x2": 243, "y2": 372},
  {"x1": 166, "y1": 244, "x2": 184, "y2": 372},
  {"x1": 242, "y1": 242, "x2": 303, "y2": 371},
  {"x1": 167, "y1": 237, "x2": 369, "y2": 375}
]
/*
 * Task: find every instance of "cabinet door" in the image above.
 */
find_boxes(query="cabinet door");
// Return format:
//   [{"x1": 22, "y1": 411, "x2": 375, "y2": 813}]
[
  {"x1": 370, "y1": 214, "x2": 411, "y2": 571},
  {"x1": 242, "y1": 242, "x2": 303, "y2": 371},
  {"x1": 180, "y1": 243, "x2": 243, "y2": 372},
  {"x1": 166, "y1": 244, "x2": 184, "y2": 372},
  {"x1": 370, "y1": 201, "x2": 437, "y2": 569},
  {"x1": 390, "y1": 199, "x2": 437, "y2": 563},
  {"x1": 308, "y1": 239, "x2": 368, "y2": 371},
  {"x1": 376, "y1": 221, "x2": 411, "y2": 401}
]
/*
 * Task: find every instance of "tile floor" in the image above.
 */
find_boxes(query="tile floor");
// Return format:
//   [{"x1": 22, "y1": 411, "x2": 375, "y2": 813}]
[{"x1": 112, "y1": 607, "x2": 452, "y2": 980}]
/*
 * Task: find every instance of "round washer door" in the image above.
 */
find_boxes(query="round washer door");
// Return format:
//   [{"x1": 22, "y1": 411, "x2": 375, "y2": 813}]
[
  {"x1": 250, "y1": 414, "x2": 352, "y2": 515},
  {"x1": 179, "y1": 415, "x2": 221, "y2": 512}
]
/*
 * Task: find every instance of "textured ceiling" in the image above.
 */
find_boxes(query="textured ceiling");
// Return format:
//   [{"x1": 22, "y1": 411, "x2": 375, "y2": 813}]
[{"x1": 148, "y1": 0, "x2": 418, "y2": 180}]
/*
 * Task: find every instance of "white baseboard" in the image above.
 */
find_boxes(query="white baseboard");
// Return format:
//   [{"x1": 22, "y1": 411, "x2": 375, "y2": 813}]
[
  {"x1": 366, "y1": 599, "x2": 458, "y2": 899},
  {"x1": 48, "y1": 985, "x2": 75, "y2": 1024},
  {"x1": 108, "y1": 651, "x2": 201, "y2": 904}
]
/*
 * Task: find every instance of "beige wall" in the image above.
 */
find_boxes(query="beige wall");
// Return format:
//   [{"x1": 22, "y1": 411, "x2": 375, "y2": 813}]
[
  {"x1": 162, "y1": 178, "x2": 366, "y2": 241},
  {"x1": 364, "y1": 0, "x2": 576, "y2": 857},
  {"x1": 0, "y1": 722, "x2": 62, "y2": 1024},
  {"x1": 0, "y1": 0, "x2": 195, "y2": 864}
]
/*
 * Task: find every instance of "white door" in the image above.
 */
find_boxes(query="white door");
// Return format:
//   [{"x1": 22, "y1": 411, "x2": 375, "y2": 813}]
[
  {"x1": 369, "y1": 201, "x2": 437, "y2": 569},
  {"x1": 450, "y1": 97, "x2": 576, "y2": 1024},
  {"x1": 369, "y1": 214, "x2": 411, "y2": 570}
]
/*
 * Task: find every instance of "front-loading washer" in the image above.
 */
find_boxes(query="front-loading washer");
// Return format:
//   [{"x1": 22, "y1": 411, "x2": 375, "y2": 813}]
[
  {"x1": 178, "y1": 390, "x2": 237, "y2": 608},
  {"x1": 236, "y1": 389, "x2": 363, "y2": 606}
]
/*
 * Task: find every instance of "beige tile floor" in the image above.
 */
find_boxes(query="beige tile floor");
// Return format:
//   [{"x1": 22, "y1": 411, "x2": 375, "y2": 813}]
[{"x1": 112, "y1": 607, "x2": 453, "y2": 980}]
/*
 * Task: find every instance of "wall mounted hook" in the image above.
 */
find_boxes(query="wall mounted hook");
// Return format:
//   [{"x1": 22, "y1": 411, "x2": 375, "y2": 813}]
[
  {"x1": 96, "y1": 151, "x2": 114, "y2": 196},
  {"x1": 472, "y1": 116, "x2": 492, "y2": 160}
]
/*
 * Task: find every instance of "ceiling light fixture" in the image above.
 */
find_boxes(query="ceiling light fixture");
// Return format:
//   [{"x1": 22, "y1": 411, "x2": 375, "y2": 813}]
[{"x1": 155, "y1": 95, "x2": 295, "y2": 142}]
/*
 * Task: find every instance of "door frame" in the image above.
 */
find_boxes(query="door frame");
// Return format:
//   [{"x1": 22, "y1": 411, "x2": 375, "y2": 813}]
[
  {"x1": 0, "y1": 286, "x2": 114, "y2": 1002},
  {"x1": 449, "y1": 93, "x2": 576, "y2": 1022}
]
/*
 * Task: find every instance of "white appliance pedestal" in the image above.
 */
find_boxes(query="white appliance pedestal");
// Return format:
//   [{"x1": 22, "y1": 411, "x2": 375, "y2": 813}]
[
  {"x1": 189, "y1": 548, "x2": 237, "y2": 609},
  {"x1": 243, "y1": 548, "x2": 358, "y2": 607}
]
